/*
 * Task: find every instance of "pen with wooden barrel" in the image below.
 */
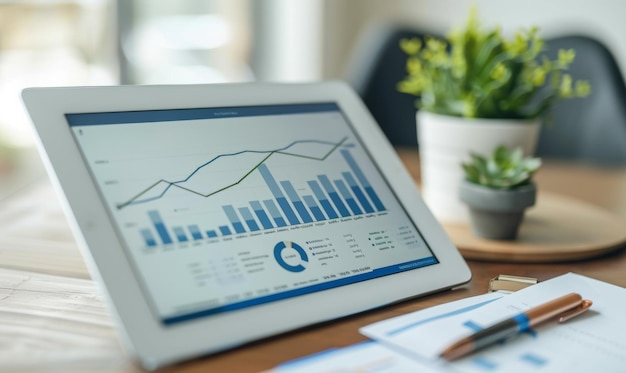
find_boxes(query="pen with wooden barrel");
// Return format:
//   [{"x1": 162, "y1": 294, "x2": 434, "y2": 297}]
[{"x1": 440, "y1": 292, "x2": 593, "y2": 361}]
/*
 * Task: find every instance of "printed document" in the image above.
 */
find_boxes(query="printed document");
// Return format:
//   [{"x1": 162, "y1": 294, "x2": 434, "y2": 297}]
[{"x1": 361, "y1": 273, "x2": 626, "y2": 372}]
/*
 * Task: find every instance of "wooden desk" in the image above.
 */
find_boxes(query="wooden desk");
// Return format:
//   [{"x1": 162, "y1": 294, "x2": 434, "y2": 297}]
[{"x1": 1, "y1": 150, "x2": 625, "y2": 373}]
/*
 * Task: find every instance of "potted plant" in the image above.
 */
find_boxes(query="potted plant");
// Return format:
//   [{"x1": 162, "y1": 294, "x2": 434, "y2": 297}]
[
  {"x1": 398, "y1": 7, "x2": 590, "y2": 223},
  {"x1": 459, "y1": 145, "x2": 541, "y2": 240}
]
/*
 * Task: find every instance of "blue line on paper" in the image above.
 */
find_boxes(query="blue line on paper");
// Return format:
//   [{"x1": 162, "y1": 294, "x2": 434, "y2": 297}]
[
  {"x1": 463, "y1": 320, "x2": 484, "y2": 332},
  {"x1": 387, "y1": 297, "x2": 502, "y2": 336},
  {"x1": 520, "y1": 353, "x2": 548, "y2": 367},
  {"x1": 472, "y1": 357, "x2": 499, "y2": 371}
]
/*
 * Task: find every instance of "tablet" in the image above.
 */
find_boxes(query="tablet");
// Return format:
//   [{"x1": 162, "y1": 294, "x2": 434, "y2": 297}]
[{"x1": 22, "y1": 81, "x2": 470, "y2": 369}]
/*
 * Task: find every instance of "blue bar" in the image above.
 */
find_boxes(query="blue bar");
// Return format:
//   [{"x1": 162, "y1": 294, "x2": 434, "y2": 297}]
[
  {"x1": 341, "y1": 149, "x2": 385, "y2": 211},
  {"x1": 222, "y1": 205, "x2": 246, "y2": 233},
  {"x1": 308, "y1": 180, "x2": 339, "y2": 219},
  {"x1": 172, "y1": 226, "x2": 189, "y2": 242},
  {"x1": 238, "y1": 207, "x2": 260, "y2": 231},
  {"x1": 343, "y1": 172, "x2": 374, "y2": 213},
  {"x1": 263, "y1": 200, "x2": 287, "y2": 227},
  {"x1": 334, "y1": 179, "x2": 363, "y2": 215},
  {"x1": 280, "y1": 180, "x2": 313, "y2": 223},
  {"x1": 141, "y1": 229, "x2": 157, "y2": 247},
  {"x1": 250, "y1": 201, "x2": 273, "y2": 229},
  {"x1": 219, "y1": 225, "x2": 232, "y2": 236},
  {"x1": 258, "y1": 164, "x2": 300, "y2": 225},
  {"x1": 148, "y1": 210, "x2": 173, "y2": 245},
  {"x1": 206, "y1": 230, "x2": 218, "y2": 238},
  {"x1": 302, "y1": 195, "x2": 326, "y2": 221},
  {"x1": 318, "y1": 175, "x2": 351, "y2": 217},
  {"x1": 188, "y1": 225, "x2": 203, "y2": 240}
]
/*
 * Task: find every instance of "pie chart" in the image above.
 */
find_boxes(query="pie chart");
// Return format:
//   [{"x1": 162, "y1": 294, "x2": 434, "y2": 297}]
[{"x1": 274, "y1": 241, "x2": 308, "y2": 272}]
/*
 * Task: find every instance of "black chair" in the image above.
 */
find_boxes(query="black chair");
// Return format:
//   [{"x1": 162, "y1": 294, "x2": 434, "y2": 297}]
[
  {"x1": 347, "y1": 26, "x2": 626, "y2": 166},
  {"x1": 345, "y1": 24, "x2": 441, "y2": 148},
  {"x1": 536, "y1": 35, "x2": 626, "y2": 166}
]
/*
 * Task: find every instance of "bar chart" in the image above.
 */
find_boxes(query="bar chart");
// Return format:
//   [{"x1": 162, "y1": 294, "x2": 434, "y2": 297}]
[
  {"x1": 139, "y1": 147, "x2": 387, "y2": 247},
  {"x1": 71, "y1": 102, "x2": 436, "y2": 322}
]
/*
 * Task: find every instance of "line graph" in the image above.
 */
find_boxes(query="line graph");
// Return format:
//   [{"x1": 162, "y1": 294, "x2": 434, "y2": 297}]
[
  {"x1": 133, "y1": 139, "x2": 387, "y2": 246},
  {"x1": 68, "y1": 102, "x2": 438, "y2": 324},
  {"x1": 116, "y1": 137, "x2": 349, "y2": 210}
]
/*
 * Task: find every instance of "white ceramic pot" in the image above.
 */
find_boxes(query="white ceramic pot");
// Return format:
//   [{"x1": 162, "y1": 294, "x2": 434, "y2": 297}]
[{"x1": 417, "y1": 111, "x2": 541, "y2": 224}]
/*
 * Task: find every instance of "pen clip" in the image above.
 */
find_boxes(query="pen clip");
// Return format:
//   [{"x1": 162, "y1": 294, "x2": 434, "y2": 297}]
[{"x1": 558, "y1": 299, "x2": 593, "y2": 322}]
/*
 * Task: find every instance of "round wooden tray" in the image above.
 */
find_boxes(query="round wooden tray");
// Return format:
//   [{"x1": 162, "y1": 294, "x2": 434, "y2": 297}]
[{"x1": 443, "y1": 192, "x2": 626, "y2": 262}]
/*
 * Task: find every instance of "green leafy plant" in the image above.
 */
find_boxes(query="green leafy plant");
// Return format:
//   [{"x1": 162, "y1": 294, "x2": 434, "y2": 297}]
[
  {"x1": 462, "y1": 145, "x2": 541, "y2": 189},
  {"x1": 397, "y1": 7, "x2": 591, "y2": 119}
]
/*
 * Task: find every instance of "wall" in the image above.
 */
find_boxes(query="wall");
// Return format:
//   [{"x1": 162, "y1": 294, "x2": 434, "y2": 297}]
[
  {"x1": 252, "y1": 0, "x2": 322, "y2": 82},
  {"x1": 324, "y1": 0, "x2": 626, "y2": 80}
]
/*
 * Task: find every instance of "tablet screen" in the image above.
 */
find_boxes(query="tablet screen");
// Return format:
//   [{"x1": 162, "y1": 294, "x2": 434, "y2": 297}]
[{"x1": 66, "y1": 103, "x2": 438, "y2": 325}]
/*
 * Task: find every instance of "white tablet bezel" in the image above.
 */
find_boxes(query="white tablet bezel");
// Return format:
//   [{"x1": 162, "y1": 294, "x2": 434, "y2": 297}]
[{"x1": 22, "y1": 81, "x2": 470, "y2": 369}]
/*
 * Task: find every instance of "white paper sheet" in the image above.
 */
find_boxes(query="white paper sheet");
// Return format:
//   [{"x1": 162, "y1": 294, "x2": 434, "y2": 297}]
[
  {"x1": 270, "y1": 340, "x2": 444, "y2": 373},
  {"x1": 361, "y1": 273, "x2": 626, "y2": 373},
  {"x1": 360, "y1": 292, "x2": 505, "y2": 359}
]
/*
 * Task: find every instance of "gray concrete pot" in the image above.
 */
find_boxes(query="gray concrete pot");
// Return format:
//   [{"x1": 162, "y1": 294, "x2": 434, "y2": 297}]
[{"x1": 458, "y1": 180, "x2": 536, "y2": 240}]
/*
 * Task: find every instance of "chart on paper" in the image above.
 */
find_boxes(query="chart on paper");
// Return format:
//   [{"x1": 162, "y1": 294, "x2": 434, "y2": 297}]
[{"x1": 361, "y1": 273, "x2": 626, "y2": 373}]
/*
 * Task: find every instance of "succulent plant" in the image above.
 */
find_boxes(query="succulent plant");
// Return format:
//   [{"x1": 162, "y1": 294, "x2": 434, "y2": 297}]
[{"x1": 462, "y1": 145, "x2": 541, "y2": 189}]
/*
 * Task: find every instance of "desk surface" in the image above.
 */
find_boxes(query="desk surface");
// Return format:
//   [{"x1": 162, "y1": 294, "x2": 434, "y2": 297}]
[{"x1": 1, "y1": 149, "x2": 625, "y2": 373}]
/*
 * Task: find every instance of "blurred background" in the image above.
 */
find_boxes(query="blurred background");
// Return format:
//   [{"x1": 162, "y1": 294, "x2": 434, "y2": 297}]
[{"x1": 1, "y1": 0, "x2": 624, "y2": 193}]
